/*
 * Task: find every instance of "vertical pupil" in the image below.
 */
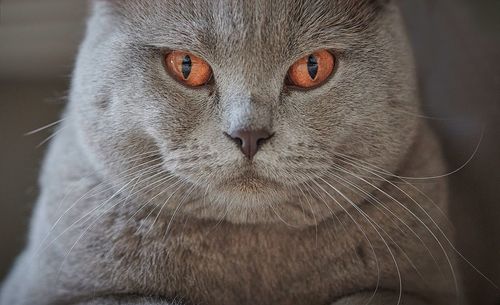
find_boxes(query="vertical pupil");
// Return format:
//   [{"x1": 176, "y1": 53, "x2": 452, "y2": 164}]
[
  {"x1": 182, "y1": 55, "x2": 192, "y2": 79},
  {"x1": 307, "y1": 55, "x2": 318, "y2": 80}
]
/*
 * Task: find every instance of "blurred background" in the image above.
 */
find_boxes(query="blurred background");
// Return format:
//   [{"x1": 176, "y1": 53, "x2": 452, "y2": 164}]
[{"x1": 0, "y1": 0, "x2": 499, "y2": 304}]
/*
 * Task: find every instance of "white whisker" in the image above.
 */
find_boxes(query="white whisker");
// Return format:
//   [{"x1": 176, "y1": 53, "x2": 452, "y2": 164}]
[
  {"x1": 312, "y1": 176, "x2": 402, "y2": 305},
  {"x1": 25, "y1": 119, "x2": 65, "y2": 136}
]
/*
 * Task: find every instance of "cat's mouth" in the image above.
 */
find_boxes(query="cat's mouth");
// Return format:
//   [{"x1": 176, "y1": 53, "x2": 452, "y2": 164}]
[{"x1": 216, "y1": 169, "x2": 283, "y2": 193}]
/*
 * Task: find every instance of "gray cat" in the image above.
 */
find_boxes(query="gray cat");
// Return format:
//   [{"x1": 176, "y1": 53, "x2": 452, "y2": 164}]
[{"x1": 1, "y1": 1, "x2": 460, "y2": 304}]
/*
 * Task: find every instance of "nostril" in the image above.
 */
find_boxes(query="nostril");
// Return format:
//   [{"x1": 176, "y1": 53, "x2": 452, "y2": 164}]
[
  {"x1": 226, "y1": 129, "x2": 273, "y2": 159},
  {"x1": 256, "y1": 133, "x2": 273, "y2": 147},
  {"x1": 224, "y1": 132, "x2": 243, "y2": 146}
]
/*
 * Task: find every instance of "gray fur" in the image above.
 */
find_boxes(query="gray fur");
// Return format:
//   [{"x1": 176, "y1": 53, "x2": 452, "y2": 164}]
[{"x1": 1, "y1": 1, "x2": 459, "y2": 304}]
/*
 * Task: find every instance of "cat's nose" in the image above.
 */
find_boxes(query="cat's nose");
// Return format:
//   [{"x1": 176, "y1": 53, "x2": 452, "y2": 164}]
[{"x1": 227, "y1": 129, "x2": 273, "y2": 159}]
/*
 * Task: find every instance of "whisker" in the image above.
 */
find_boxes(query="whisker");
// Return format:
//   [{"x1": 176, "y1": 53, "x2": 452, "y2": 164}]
[
  {"x1": 311, "y1": 176, "x2": 403, "y2": 305},
  {"x1": 294, "y1": 182, "x2": 319, "y2": 244},
  {"x1": 38, "y1": 177, "x2": 141, "y2": 256},
  {"x1": 336, "y1": 156, "x2": 453, "y2": 229},
  {"x1": 334, "y1": 157, "x2": 498, "y2": 290},
  {"x1": 301, "y1": 176, "x2": 383, "y2": 304},
  {"x1": 37, "y1": 127, "x2": 65, "y2": 148},
  {"x1": 145, "y1": 177, "x2": 191, "y2": 235},
  {"x1": 39, "y1": 167, "x2": 169, "y2": 256},
  {"x1": 135, "y1": 176, "x2": 182, "y2": 232},
  {"x1": 162, "y1": 178, "x2": 198, "y2": 240},
  {"x1": 24, "y1": 119, "x2": 65, "y2": 136},
  {"x1": 334, "y1": 126, "x2": 484, "y2": 180},
  {"x1": 36, "y1": 160, "x2": 164, "y2": 254},
  {"x1": 56, "y1": 174, "x2": 146, "y2": 277},
  {"x1": 335, "y1": 159, "x2": 459, "y2": 287},
  {"x1": 325, "y1": 168, "x2": 436, "y2": 283},
  {"x1": 124, "y1": 174, "x2": 181, "y2": 229},
  {"x1": 267, "y1": 200, "x2": 300, "y2": 228},
  {"x1": 206, "y1": 172, "x2": 233, "y2": 234}
]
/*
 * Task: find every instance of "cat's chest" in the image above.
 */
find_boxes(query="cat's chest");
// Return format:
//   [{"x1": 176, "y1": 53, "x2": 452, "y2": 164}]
[{"x1": 79, "y1": 213, "x2": 375, "y2": 305}]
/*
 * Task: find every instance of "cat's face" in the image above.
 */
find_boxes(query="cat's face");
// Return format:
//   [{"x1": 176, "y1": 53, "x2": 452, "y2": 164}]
[{"x1": 70, "y1": 0, "x2": 419, "y2": 224}]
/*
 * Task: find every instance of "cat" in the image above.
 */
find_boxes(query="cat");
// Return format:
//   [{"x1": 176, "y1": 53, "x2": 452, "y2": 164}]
[{"x1": 0, "y1": 0, "x2": 460, "y2": 304}]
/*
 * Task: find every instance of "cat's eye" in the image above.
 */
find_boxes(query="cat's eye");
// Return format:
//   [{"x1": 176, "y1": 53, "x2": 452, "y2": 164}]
[
  {"x1": 287, "y1": 50, "x2": 335, "y2": 89},
  {"x1": 165, "y1": 51, "x2": 212, "y2": 87}
]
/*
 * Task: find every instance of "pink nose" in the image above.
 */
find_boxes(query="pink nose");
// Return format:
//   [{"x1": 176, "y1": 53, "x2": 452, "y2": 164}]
[{"x1": 227, "y1": 129, "x2": 273, "y2": 159}]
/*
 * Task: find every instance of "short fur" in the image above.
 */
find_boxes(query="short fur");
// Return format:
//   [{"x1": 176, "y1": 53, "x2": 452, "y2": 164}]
[{"x1": 1, "y1": 1, "x2": 459, "y2": 304}]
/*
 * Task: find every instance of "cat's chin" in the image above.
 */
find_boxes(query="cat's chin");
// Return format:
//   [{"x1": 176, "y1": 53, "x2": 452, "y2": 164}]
[
  {"x1": 219, "y1": 171, "x2": 280, "y2": 191},
  {"x1": 201, "y1": 182, "x2": 320, "y2": 226},
  {"x1": 205, "y1": 170, "x2": 282, "y2": 200}
]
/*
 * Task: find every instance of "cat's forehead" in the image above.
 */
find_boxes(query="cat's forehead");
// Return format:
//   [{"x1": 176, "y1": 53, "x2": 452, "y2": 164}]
[{"x1": 110, "y1": 0, "x2": 385, "y2": 57}]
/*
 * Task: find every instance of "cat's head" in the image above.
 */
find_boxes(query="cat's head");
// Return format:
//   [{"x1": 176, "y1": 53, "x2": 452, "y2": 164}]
[{"x1": 69, "y1": 0, "x2": 419, "y2": 224}]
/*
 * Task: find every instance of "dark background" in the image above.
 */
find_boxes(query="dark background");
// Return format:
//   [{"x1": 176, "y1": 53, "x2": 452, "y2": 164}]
[{"x1": 1, "y1": 0, "x2": 499, "y2": 304}]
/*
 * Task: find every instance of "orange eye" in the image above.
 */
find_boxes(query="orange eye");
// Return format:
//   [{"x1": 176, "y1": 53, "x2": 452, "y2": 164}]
[
  {"x1": 165, "y1": 51, "x2": 212, "y2": 87},
  {"x1": 287, "y1": 50, "x2": 335, "y2": 89}
]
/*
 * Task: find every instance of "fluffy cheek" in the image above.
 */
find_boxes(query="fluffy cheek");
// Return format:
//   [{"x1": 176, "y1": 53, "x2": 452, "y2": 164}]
[
  {"x1": 137, "y1": 84, "x2": 206, "y2": 142},
  {"x1": 279, "y1": 69, "x2": 418, "y2": 181},
  {"x1": 143, "y1": 99, "x2": 241, "y2": 185}
]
